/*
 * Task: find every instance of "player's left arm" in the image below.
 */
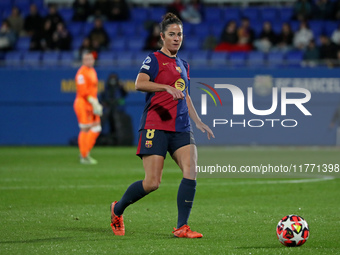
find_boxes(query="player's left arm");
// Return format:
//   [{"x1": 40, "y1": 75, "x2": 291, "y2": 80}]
[{"x1": 185, "y1": 88, "x2": 215, "y2": 140}]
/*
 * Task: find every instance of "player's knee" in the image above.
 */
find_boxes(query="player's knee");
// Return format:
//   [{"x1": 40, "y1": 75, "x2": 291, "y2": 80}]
[
  {"x1": 144, "y1": 180, "x2": 161, "y2": 193},
  {"x1": 91, "y1": 125, "x2": 102, "y2": 133},
  {"x1": 80, "y1": 127, "x2": 91, "y2": 132}
]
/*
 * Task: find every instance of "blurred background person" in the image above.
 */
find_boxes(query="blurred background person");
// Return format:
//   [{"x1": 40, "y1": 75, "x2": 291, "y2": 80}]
[
  {"x1": 220, "y1": 20, "x2": 238, "y2": 45},
  {"x1": 74, "y1": 52, "x2": 103, "y2": 164},
  {"x1": 107, "y1": 0, "x2": 130, "y2": 21},
  {"x1": 29, "y1": 19, "x2": 54, "y2": 51},
  {"x1": 167, "y1": 0, "x2": 184, "y2": 20},
  {"x1": 331, "y1": 24, "x2": 340, "y2": 46},
  {"x1": 293, "y1": 20, "x2": 313, "y2": 50},
  {"x1": 88, "y1": 18, "x2": 109, "y2": 51},
  {"x1": 333, "y1": 0, "x2": 340, "y2": 20},
  {"x1": 0, "y1": 20, "x2": 17, "y2": 51},
  {"x1": 143, "y1": 22, "x2": 161, "y2": 51},
  {"x1": 180, "y1": 0, "x2": 203, "y2": 24},
  {"x1": 45, "y1": 4, "x2": 64, "y2": 32},
  {"x1": 76, "y1": 37, "x2": 96, "y2": 60},
  {"x1": 274, "y1": 22, "x2": 294, "y2": 52},
  {"x1": 293, "y1": 0, "x2": 312, "y2": 21},
  {"x1": 302, "y1": 39, "x2": 320, "y2": 67},
  {"x1": 100, "y1": 73, "x2": 127, "y2": 139},
  {"x1": 51, "y1": 22, "x2": 72, "y2": 51},
  {"x1": 237, "y1": 17, "x2": 255, "y2": 47},
  {"x1": 254, "y1": 21, "x2": 277, "y2": 52},
  {"x1": 215, "y1": 20, "x2": 252, "y2": 52},
  {"x1": 313, "y1": 0, "x2": 332, "y2": 20},
  {"x1": 24, "y1": 4, "x2": 43, "y2": 37},
  {"x1": 7, "y1": 6, "x2": 24, "y2": 36},
  {"x1": 334, "y1": 49, "x2": 340, "y2": 67},
  {"x1": 318, "y1": 34, "x2": 339, "y2": 67},
  {"x1": 215, "y1": 20, "x2": 238, "y2": 51},
  {"x1": 92, "y1": 0, "x2": 109, "y2": 21},
  {"x1": 72, "y1": 0, "x2": 91, "y2": 22}
]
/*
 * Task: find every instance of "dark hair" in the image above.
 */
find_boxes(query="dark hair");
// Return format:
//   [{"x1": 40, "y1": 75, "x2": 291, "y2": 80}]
[{"x1": 160, "y1": 12, "x2": 183, "y2": 33}]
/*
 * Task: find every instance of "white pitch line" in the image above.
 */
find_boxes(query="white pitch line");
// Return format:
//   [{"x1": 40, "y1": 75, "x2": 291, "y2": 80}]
[{"x1": 0, "y1": 177, "x2": 335, "y2": 190}]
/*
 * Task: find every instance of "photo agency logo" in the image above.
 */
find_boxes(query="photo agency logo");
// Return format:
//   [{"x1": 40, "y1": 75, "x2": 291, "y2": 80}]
[{"x1": 196, "y1": 77, "x2": 312, "y2": 128}]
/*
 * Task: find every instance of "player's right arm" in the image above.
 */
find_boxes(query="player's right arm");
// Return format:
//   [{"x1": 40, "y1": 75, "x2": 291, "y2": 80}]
[
  {"x1": 135, "y1": 73, "x2": 184, "y2": 100},
  {"x1": 136, "y1": 54, "x2": 184, "y2": 100}
]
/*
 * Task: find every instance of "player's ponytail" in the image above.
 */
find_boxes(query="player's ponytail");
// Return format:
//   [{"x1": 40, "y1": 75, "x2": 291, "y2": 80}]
[{"x1": 160, "y1": 12, "x2": 183, "y2": 33}]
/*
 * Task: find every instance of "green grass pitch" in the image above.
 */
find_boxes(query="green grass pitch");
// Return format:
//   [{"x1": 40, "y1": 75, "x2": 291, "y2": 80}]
[{"x1": 0, "y1": 146, "x2": 339, "y2": 255}]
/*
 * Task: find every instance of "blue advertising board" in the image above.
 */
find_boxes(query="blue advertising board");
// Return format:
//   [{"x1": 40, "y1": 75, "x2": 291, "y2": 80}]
[{"x1": 0, "y1": 67, "x2": 339, "y2": 145}]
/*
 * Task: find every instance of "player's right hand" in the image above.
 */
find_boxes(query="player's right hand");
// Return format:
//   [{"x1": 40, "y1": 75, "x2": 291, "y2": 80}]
[
  {"x1": 166, "y1": 86, "x2": 184, "y2": 100},
  {"x1": 88, "y1": 96, "x2": 103, "y2": 116},
  {"x1": 93, "y1": 102, "x2": 103, "y2": 116}
]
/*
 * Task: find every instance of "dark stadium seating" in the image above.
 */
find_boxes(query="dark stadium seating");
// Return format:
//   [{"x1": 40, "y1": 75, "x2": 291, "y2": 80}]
[
  {"x1": 104, "y1": 22, "x2": 119, "y2": 37},
  {"x1": 192, "y1": 23, "x2": 210, "y2": 37},
  {"x1": 211, "y1": 23, "x2": 224, "y2": 37},
  {"x1": 97, "y1": 51, "x2": 115, "y2": 66},
  {"x1": 223, "y1": 8, "x2": 241, "y2": 22},
  {"x1": 1, "y1": 2, "x2": 339, "y2": 68},
  {"x1": 247, "y1": 51, "x2": 266, "y2": 67},
  {"x1": 286, "y1": 50, "x2": 303, "y2": 67},
  {"x1": 41, "y1": 51, "x2": 60, "y2": 66},
  {"x1": 229, "y1": 51, "x2": 247, "y2": 67},
  {"x1": 5, "y1": 51, "x2": 22, "y2": 66},
  {"x1": 279, "y1": 7, "x2": 294, "y2": 22},
  {"x1": 116, "y1": 51, "x2": 134, "y2": 66},
  {"x1": 210, "y1": 52, "x2": 228, "y2": 67},
  {"x1": 135, "y1": 51, "x2": 149, "y2": 65},
  {"x1": 242, "y1": 8, "x2": 259, "y2": 22},
  {"x1": 68, "y1": 22, "x2": 84, "y2": 37},
  {"x1": 60, "y1": 51, "x2": 74, "y2": 66},
  {"x1": 58, "y1": 7, "x2": 73, "y2": 23},
  {"x1": 267, "y1": 51, "x2": 285, "y2": 67},
  {"x1": 190, "y1": 50, "x2": 210, "y2": 67},
  {"x1": 71, "y1": 37, "x2": 83, "y2": 50},
  {"x1": 22, "y1": 51, "x2": 41, "y2": 66},
  {"x1": 16, "y1": 36, "x2": 31, "y2": 51},
  {"x1": 127, "y1": 37, "x2": 145, "y2": 52},
  {"x1": 183, "y1": 36, "x2": 201, "y2": 51},
  {"x1": 260, "y1": 7, "x2": 278, "y2": 22},
  {"x1": 131, "y1": 8, "x2": 148, "y2": 22},
  {"x1": 204, "y1": 7, "x2": 222, "y2": 23},
  {"x1": 325, "y1": 21, "x2": 338, "y2": 36},
  {"x1": 148, "y1": 7, "x2": 166, "y2": 22},
  {"x1": 177, "y1": 51, "x2": 192, "y2": 63},
  {"x1": 110, "y1": 38, "x2": 126, "y2": 51}
]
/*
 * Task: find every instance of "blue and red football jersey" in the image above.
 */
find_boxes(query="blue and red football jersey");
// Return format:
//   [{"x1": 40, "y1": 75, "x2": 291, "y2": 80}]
[{"x1": 138, "y1": 50, "x2": 191, "y2": 132}]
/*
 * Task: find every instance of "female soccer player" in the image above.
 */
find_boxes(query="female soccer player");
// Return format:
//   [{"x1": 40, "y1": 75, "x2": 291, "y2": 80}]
[
  {"x1": 74, "y1": 52, "x2": 103, "y2": 164},
  {"x1": 110, "y1": 13, "x2": 214, "y2": 238}
]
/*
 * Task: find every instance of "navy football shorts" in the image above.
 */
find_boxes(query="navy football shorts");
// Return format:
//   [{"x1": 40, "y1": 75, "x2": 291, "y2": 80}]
[{"x1": 136, "y1": 129, "x2": 195, "y2": 159}]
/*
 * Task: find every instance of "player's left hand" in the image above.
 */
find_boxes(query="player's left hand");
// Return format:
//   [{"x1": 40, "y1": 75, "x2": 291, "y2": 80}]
[{"x1": 196, "y1": 121, "x2": 215, "y2": 140}]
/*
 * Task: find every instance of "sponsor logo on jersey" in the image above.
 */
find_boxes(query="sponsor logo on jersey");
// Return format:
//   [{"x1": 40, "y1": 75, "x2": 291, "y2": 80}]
[
  {"x1": 175, "y1": 78, "x2": 185, "y2": 91},
  {"x1": 175, "y1": 66, "x2": 182, "y2": 73},
  {"x1": 142, "y1": 64, "x2": 150, "y2": 70},
  {"x1": 145, "y1": 140, "x2": 153, "y2": 148},
  {"x1": 143, "y1": 56, "x2": 151, "y2": 64},
  {"x1": 77, "y1": 74, "x2": 85, "y2": 84}
]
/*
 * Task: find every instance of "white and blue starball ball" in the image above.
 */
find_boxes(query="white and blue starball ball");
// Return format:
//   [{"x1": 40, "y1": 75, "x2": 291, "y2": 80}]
[{"x1": 276, "y1": 214, "x2": 310, "y2": 247}]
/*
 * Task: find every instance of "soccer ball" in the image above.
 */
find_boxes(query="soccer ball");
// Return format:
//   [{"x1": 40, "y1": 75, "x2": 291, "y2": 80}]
[{"x1": 276, "y1": 214, "x2": 310, "y2": 247}]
